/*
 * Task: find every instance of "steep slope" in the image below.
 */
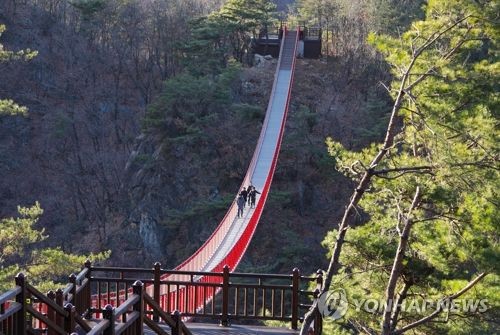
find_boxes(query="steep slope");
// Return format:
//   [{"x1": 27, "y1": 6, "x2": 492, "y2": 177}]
[
  {"x1": 116, "y1": 55, "x2": 391, "y2": 274},
  {"x1": 0, "y1": 1, "x2": 392, "y2": 275}
]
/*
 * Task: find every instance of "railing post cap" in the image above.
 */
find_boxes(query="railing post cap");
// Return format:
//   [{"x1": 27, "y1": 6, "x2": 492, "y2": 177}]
[
  {"x1": 64, "y1": 303, "x2": 75, "y2": 310},
  {"x1": 104, "y1": 304, "x2": 114, "y2": 311},
  {"x1": 47, "y1": 290, "x2": 55, "y2": 299},
  {"x1": 154, "y1": 262, "x2": 161, "y2": 268},
  {"x1": 316, "y1": 269, "x2": 323, "y2": 275},
  {"x1": 84, "y1": 259, "x2": 92, "y2": 267},
  {"x1": 69, "y1": 273, "x2": 77, "y2": 280},
  {"x1": 292, "y1": 268, "x2": 300, "y2": 274},
  {"x1": 15, "y1": 272, "x2": 26, "y2": 286},
  {"x1": 171, "y1": 310, "x2": 180, "y2": 316},
  {"x1": 133, "y1": 280, "x2": 143, "y2": 287},
  {"x1": 56, "y1": 288, "x2": 63, "y2": 294},
  {"x1": 223, "y1": 264, "x2": 230, "y2": 271},
  {"x1": 313, "y1": 288, "x2": 321, "y2": 298}
]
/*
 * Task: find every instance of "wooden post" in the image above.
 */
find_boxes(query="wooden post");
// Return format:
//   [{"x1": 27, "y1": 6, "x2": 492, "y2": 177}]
[
  {"x1": 64, "y1": 303, "x2": 75, "y2": 333},
  {"x1": 314, "y1": 307, "x2": 323, "y2": 335},
  {"x1": 313, "y1": 288, "x2": 320, "y2": 299},
  {"x1": 133, "y1": 280, "x2": 144, "y2": 335},
  {"x1": 47, "y1": 291, "x2": 56, "y2": 335},
  {"x1": 220, "y1": 265, "x2": 230, "y2": 326},
  {"x1": 291, "y1": 268, "x2": 300, "y2": 330},
  {"x1": 103, "y1": 304, "x2": 114, "y2": 335},
  {"x1": 85, "y1": 259, "x2": 92, "y2": 318},
  {"x1": 1, "y1": 298, "x2": 6, "y2": 332},
  {"x1": 15, "y1": 273, "x2": 27, "y2": 335},
  {"x1": 312, "y1": 290, "x2": 323, "y2": 335},
  {"x1": 171, "y1": 310, "x2": 180, "y2": 335},
  {"x1": 153, "y1": 262, "x2": 161, "y2": 322},
  {"x1": 55, "y1": 289, "x2": 64, "y2": 329},
  {"x1": 69, "y1": 273, "x2": 77, "y2": 307},
  {"x1": 312, "y1": 270, "x2": 324, "y2": 335},
  {"x1": 316, "y1": 269, "x2": 323, "y2": 291}
]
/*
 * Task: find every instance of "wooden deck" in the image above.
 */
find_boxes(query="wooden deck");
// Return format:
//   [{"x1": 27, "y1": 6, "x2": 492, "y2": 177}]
[
  {"x1": 144, "y1": 322, "x2": 299, "y2": 335},
  {"x1": 187, "y1": 323, "x2": 299, "y2": 335}
]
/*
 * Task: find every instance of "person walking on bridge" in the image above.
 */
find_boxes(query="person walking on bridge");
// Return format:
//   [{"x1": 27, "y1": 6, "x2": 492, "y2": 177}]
[
  {"x1": 249, "y1": 187, "x2": 261, "y2": 209},
  {"x1": 239, "y1": 187, "x2": 248, "y2": 207},
  {"x1": 237, "y1": 194, "x2": 245, "y2": 218},
  {"x1": 246, "y1": 185, "x2": 254, "y2": 206}
]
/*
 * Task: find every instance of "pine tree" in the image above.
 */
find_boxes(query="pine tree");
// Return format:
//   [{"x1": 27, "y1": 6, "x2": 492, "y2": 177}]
[
  {"x1": 0, "y1": 25, "x2": 37, "y2": 116},
  {"x1": 182, "y1": 0, "x2": 277, "y2": 73},
  {"x1": 0, "y1": 203, "x2": 109, "y2": 292},
  {"x1": 301, "y1": 1, "x2": 499, "y2": 333}
]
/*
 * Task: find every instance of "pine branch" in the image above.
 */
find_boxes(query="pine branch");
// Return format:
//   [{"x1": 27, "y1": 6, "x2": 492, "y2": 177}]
[
  {"x1": 373, "y1": 166, "x2": 435, "y2": 179},
  {"x1": 392, "y1": 272, "x2": 488, "y2": 335},
  {"x1": 390, "y1": 279, "x2": 413, "y2": 331}
]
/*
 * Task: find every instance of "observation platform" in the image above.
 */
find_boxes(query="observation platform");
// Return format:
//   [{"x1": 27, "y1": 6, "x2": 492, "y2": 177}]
[{"x1": 253, "y1": 24, "x2": 321, "y2": 59}]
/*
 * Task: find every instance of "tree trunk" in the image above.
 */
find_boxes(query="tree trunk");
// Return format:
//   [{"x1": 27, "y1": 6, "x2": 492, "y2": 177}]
[{"x1": 381, "y1": 187, "x2": 420, "y2": 335}]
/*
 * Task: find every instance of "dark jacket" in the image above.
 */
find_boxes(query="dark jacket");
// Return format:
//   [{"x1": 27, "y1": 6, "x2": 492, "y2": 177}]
[
  {"x1": 237, "y1": 195, "x2": 245, "y2": 208},
  {"x1": 249, "y1": 189, "x2": 261, "y2": 201},
  {"x1": 240, "y1": 189, "x2": 248, "y2": 201}
]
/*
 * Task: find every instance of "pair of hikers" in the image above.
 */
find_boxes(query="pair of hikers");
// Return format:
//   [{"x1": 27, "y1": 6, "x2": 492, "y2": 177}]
[
  {"x1": 237, "y1": 185, "x2": 261, "y2": 218},
  {"x1": 247, "y1": 185, "x2": 260, "y2": 208}
]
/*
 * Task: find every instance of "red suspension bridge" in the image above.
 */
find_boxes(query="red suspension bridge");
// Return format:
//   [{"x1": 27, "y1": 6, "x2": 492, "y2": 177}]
[{"x1": 0, "y1": 27, "x2": 324, "y2": 335}]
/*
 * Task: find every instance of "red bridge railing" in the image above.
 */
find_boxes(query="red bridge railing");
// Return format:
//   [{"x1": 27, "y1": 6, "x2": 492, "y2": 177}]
[
  {"x1": 149, "y1": 26, "x2": 300, "y2": 321},
  {"x1": 172, "y1": 27, "x2": 299, "y2": 276}
]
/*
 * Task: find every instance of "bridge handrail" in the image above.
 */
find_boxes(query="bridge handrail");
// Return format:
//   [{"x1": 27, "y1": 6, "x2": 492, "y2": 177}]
[
  {"x1": 0, "y1": 265, "x2": 321, "y2": 333},
  {"x1": 114, "y1": 294, "x2": 140, "y2": 319},
  {"x1": 89, "y1": 264, "x2": 319, "y2": 281},
  {"x1": 0, "y1": 286, "x2": 21, "y2": 305},
  {"x1": 87, "y1": 319, "x2": 110, "y2": 335},
  {"x1": 27, "y1": 282, "x2": 69, "y2": 318}
]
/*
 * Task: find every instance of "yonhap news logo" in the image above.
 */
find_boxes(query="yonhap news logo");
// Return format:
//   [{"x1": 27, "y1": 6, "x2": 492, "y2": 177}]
[
  {"x1": 317, "y1": 287, "x2": 490, "y2": 321},
  {"x1": 317, "y1": 288, "x2": 349, "y2": 320}
]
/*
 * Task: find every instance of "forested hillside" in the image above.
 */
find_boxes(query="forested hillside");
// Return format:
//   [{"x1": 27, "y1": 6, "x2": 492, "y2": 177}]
[
  {"x1": 1, "y1": 0, "x2": 399, "y2": 272},
  {"x1": 0, "y1": 0, "x2": 222, "y2": 250},
  {"x1": 1, "y1": 1, "x2": 498, "y2": 334}
]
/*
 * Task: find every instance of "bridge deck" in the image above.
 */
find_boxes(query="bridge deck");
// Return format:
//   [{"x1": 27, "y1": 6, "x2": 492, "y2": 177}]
[
  {"x1": 198, "y1": 29, "x2": 298, "y2": 273},
  {"x1": 173, "y1": 29, "x2": 297, "y2": 276},
  {"x1": 188, "y1": 324, "x2": 299, "y2": 334}
]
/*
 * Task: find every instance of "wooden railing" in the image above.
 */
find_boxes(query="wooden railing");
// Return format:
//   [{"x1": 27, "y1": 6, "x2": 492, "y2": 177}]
[
  {"x1": 0, "y1": 262, "x2": 323, "y2": 334},
  {"x1": 0, "y1": 273, "x2": 90, "y2": 335},
  {"x1": 87, "y1": 263, "x2": 320, "y2": 329},
  {"x1": 0, "y1": 275, "x2": 23, "y2": 335},
  {"x1": 0, "y1": 272, "x2": 191, "y2": 334}
]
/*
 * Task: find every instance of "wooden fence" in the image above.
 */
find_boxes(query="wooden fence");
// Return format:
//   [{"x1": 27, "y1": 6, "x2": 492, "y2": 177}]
[{"x1": 0, "y1": 262, "x2": 323, "y2": 334}]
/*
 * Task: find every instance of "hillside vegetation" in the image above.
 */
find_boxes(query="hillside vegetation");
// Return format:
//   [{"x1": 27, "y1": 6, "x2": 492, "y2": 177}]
[
  {"x1": 1, "y1": 1, "x2": 498, "y2": 334},
  {"x1": 0, "y1": 0, "x2": 395, "y2": 273}
]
